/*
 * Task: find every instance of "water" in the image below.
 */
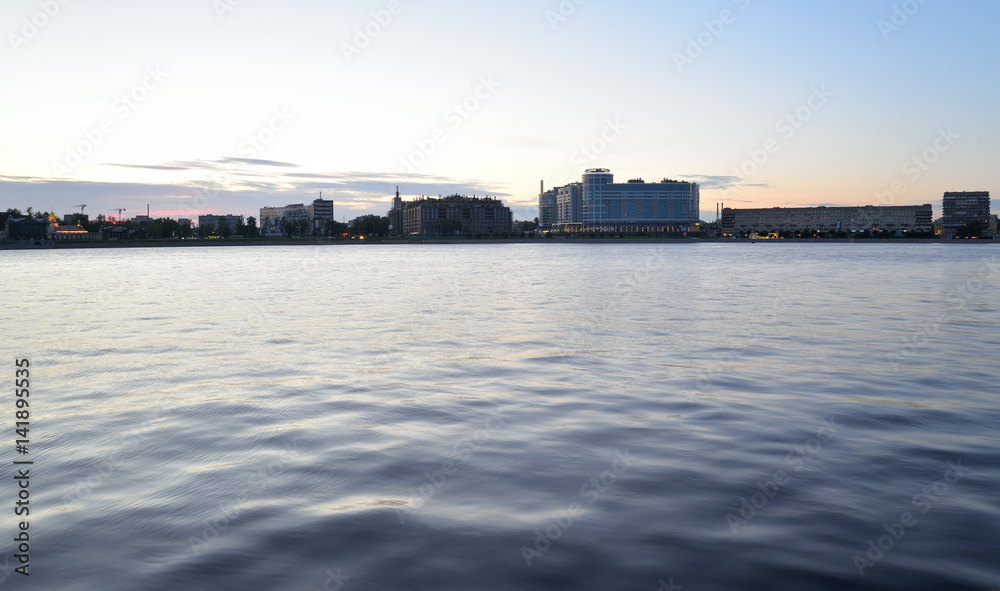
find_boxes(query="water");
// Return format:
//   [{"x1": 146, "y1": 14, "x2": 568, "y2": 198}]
[{"x1": 1, "y1": 242, "x2": 998, "y2": 590}]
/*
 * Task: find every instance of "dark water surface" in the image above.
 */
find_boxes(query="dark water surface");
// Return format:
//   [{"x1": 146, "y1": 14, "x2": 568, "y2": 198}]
[{"x1": 1, "y1": 243, "x2": 998, "y2": 590}]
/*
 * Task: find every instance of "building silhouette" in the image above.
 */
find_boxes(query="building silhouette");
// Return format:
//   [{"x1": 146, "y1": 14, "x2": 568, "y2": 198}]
[
  {"x1": 538, "y1": 182, "x2": 557, "y2": 230},
  {"x1": 394, "y1": 194, "x2": 512, "y2": 236},
  {"x1": 942, "y1": 191, "x2": 991, "y2": 237}
]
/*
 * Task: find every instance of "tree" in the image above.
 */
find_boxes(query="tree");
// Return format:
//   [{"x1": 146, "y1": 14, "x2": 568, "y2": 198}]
[
  {"x1": 322, "y1": 219, "x2": 347, "y2": 238},
  {"x1": 180, "y1": 220, "x2": 193, "y2": 238},
  {"x1": 199, "y1": 221, "x2": 214, "y2": 239},
  {"x1": 282, "y1": 218, "x2": 310, "y2": 238},
  {"x1": 351, "y1": 215, "x2": 389, "y2": 237},
  {"x1": 218, "y1": 218, "x2": 233, "y2": 238},
  {"x1": 1, "y1": 208, "x2": 24, "y2": 229},
  {"x1": 246, "y1": 216, "x2": 259, "y2": 239},
  {"x1": 514, "y1": 219, "x2": 538, "y2": 233},
  {"x1": 157, "y1": 218, "x2": 179, "y2": 238},
  {"x1": 235, "y1": 215, "x2": 247, "y2": 237}
]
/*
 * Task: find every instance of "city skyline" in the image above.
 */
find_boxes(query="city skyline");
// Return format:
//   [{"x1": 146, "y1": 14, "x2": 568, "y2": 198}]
[{"x1": 2, "y1": 0, "x2": 998, "y2": 223}]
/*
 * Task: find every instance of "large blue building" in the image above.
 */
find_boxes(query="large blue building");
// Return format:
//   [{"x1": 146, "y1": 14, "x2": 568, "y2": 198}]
[{"x1": 544, "y1": 169, "x2": 700, "y2": 232}]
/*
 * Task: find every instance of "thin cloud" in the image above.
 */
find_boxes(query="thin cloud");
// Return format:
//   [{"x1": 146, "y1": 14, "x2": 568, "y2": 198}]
[
  {"x1": 102, "y1": 163, "x2": 192, "y2": 171},
  {"x1": 680, "y1": 174, "x2": 771, "y2": 191},
  {"x1": 0, "y1": 170, "x2": 514, "y2": 221},
  {"x1": 216, "y1": 157, "x2": 299, "y2": 168}
]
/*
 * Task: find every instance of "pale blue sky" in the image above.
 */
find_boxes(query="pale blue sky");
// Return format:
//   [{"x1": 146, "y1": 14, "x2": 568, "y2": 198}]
[{"x1": 1, "y1": 0, "x2": 997, "y2": 222}]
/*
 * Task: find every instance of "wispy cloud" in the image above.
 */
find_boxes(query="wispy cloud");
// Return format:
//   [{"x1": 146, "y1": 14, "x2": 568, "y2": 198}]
[
  {"x1": 0, "y1": 164, "x2": 515, "y2": 220},
  {"x1": 679, "y1": 174, "x2": 770, "y2": 191},
  {"x1": 103, "y1": 163, "x2": 192, "y2": 171},
  {"x1": 216, "y1": 157, "x2": 299, "y2": 168}
]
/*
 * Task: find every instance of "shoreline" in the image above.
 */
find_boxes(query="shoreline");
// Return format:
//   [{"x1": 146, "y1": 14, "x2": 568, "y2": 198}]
[{"x1": 2, "y1": 237, "x2": 997, "y2": 250}]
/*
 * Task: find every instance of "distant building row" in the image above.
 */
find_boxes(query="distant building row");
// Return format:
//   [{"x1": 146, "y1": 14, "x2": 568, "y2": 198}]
[
  {"x1": 721, "y1": 204, "x2": 934, "y2": 234},
  {"x1": 539, "y1": 169, "x2": 701, "y2": 232},
  {"x1": 3, "y1": 216, "x2": 154, "y2": 241},
  {"x1": 386, "y1": 189, "x2": 512, "y2": 236},
  {"x1": 720, "y1": 191, "x2": 992, "y2": 237}
]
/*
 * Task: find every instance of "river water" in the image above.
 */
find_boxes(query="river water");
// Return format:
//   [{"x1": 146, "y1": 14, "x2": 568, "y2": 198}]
[{"x1": 1, "y1": 242, "x2": 998, "y2": 590}]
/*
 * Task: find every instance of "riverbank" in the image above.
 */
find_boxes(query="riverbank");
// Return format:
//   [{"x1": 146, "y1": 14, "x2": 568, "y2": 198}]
[{"x1": 2, "y1": 237, "x2": 996, "y2": 250}]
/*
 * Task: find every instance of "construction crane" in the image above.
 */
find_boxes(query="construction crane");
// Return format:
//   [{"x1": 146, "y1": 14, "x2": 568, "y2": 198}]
[
  {"x1": 72, "y1": 204, "x2": 86, "y2": 215},
  {"x1": 106, "y1": 208, "x2": 126, "y2": 224}
]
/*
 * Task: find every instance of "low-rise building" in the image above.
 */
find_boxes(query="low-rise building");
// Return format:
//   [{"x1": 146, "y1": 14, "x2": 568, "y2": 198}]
[
  {"x1": 50, "y1": 224, "x2": 93, "y2": 240},
  {"x1": 4, "y1": 218, "x2": 48, "y2": 241},
  {"x1": 259, "y1": 207, "x2": 285, "y2": 236},
  {"x1": 198, "y1": 214, "x2": 241, "y2": 233},
  {"x1": 102, "y1": 226, "x2": 130, "y2": 240},
  {"x1": 260, "y1": 203, "x2": 311, "y2": 236},
  {"x1": 401, "y1": 195, "x2": 512, "y2": 236},
  {"x1": 721, "y1": 204, "x2": 934, "y2": 235}
]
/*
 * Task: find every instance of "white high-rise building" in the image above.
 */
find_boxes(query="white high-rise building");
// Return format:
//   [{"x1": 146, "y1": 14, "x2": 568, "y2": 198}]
[{"x1": 581, "y1": 169, "x2": 700, "y2": 230}]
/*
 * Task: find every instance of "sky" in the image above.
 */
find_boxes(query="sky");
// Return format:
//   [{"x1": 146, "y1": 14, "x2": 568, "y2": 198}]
[{"x1": 1, "y1": 0, "x2": 998, "y2": 223}]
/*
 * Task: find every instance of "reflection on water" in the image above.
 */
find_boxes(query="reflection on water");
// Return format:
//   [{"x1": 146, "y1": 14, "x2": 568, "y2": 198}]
[{"x1": 1, "y1": 243, "x2": 998, "y2": 590}]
